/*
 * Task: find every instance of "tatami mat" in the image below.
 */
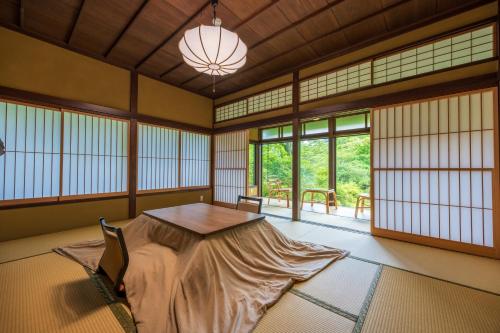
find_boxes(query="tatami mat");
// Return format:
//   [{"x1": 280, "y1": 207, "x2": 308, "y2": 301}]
[
  {"x1": 361, "y1": 266, "x2": 500, "y2": 333},
  {"x1": 294, "y1": 257, "x2": 379, "y2": 317},
  {"x1": 0, "y1": 253, "x2": 126, "y2": 333},
  {"x1": 0, "y1": 220, "x2": 130, "y2": 264},
  {"x1": 253, "y1": 292, "x2": 355, "y2": 333}
]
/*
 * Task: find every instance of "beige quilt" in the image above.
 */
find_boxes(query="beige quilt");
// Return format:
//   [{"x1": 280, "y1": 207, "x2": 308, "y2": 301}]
[{"x1": 55, "y1": 214, "x2": 348, "y2": 333}]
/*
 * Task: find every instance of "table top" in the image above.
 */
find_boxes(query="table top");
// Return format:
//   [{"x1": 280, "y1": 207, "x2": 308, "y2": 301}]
[{"x1": 143, "y1": 203, "x2": 265, "y2": 236}]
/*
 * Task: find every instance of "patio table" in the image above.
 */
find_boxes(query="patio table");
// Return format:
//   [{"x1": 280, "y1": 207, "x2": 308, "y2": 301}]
[{"x1": 300, "y1": 188, "x2": 338, "y2": 214}]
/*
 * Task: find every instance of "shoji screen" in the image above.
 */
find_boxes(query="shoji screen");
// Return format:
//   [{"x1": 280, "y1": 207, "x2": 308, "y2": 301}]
[
  {"x1": 214, "y1": 130, "x2": 249, "y2": 205},
  {"x1": 372, "y1": 89, "x2": 498, "y2": 256},
  {"x1": 180, "y1": 132, "x2": 210, "y2": 188},
  {"x1": 137, "y1": 124, "x2": 179, "y2": 191},
  {"x1": 62, "y1": 112, "x2": 128, "y2": 196},
  {"x1": 0, "y1": 101, "x2": 61, "y2": 201}
]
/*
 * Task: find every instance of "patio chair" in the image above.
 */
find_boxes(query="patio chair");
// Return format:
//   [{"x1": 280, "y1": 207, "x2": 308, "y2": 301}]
[
  {"x1": 97, "y1": 217, "x2": 129, "y2": 295},
  {"x1": 355, "y1": 193, "x2": 370, "y2": 218},
  {"x1": 236, "y1": 195, "x2": 263, "y2": 214},
  {"x1": 267, "y1": 179, "x2": 291, "y2": 208}
]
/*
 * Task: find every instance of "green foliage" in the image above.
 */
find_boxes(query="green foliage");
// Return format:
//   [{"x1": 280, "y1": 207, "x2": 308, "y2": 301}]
[
  {"x1": 300, "y1": 139, "x2": 328, "y2": 201},
  {"x1": 336, "y1": 135, "x2": 370, "y2": 207},
  {"x1": 248, "y1": 144, "x2": 255, "y2": 185},
  {"x1": 260, "y1": 134, "x2": 370, "y2": 207},
  {"x1": 262, "y1": 142, "x2": 293, "y2": 197}
]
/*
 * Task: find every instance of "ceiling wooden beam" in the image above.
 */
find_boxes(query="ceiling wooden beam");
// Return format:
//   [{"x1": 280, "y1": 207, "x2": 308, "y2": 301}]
[
  {"x1": 66, "y1": 0, "x2": 86, "y2": 45},
  {"x1": 134, "y1": 0, "x2": 211, "y2": 70},
  {"x1": 210, "y1": 0, "x2": 493, "y2": 98},
  {"x1": 104, "y1": 0, "x2": 150, "y2": 58},
  {"x1": 198, "y1": 0, "x2": 411, "y2": 93},
  {"x1": 159, "y1": 0, "x2": 281, "y2": 78},
  {"x1": 180, "y1": 0, "x2": 346, "y2": 86}
]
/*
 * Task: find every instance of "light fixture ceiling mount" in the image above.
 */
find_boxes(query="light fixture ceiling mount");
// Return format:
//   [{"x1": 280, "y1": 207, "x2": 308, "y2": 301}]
[{"x1": 178, "y1": 0, "x2": 247, "y2": 92}]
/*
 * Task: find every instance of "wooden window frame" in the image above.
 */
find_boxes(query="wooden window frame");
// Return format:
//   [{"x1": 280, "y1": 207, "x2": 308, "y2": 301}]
[{"x1": 136, "y1": 122, "x2": 211, "y2": 195}]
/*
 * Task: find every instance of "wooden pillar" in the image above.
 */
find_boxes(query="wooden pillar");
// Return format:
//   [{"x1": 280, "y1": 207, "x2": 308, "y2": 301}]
[
  {"x1": 256, "y1": 142, "x2": 262, "y2": 196},
  {"x1": 292, "y1": 71, "x2": 300, "y2": 221},
  {"x1": 128, "y1": 71, "x2": 138, "y2": 218},
  {"x1": 211, "y1": 100, "x2": 216, "y2": 204},
  {"x1": 328, "y1": 117, "x2": 336, "y2": 191},
  {"x1": 495, "y1": 2, "x2": 500, "y2": 258}
]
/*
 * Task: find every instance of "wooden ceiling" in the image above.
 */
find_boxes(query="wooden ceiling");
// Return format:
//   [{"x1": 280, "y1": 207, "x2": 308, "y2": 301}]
[{"x1": 0, "y1": 0, "x2": 489, "y2": 98}]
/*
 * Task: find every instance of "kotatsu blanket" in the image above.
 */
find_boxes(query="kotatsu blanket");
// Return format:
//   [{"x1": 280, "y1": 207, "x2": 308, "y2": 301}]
[{"x1": 55, "y1": 214, "x2": 348, "y2": 333}]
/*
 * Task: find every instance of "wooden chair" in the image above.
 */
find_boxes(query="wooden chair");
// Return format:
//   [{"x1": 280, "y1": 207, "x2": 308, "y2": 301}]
[
  {"x1": 98, "y1": 217, "x2": 129, "y2": 295},
  {"x1": 236, "y1": 195, "x2": 263, "y2": 214},
  {"x1": 267, "y1": 179, "x2": 291, "y2": 208},
  {"x1": 355, "y1": 193, "x2": 370, "y2": 218}
]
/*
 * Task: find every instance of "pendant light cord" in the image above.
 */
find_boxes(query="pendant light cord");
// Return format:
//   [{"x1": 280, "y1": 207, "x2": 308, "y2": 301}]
[
  {"x1": 211, "y1": 0, "x2": 218, "y2": 93},
  {"x1": 212, "y1": 0, "x2": 218, "y2": 24}
]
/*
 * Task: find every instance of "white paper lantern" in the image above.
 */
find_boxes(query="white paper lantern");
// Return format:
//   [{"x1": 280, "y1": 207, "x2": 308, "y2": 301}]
[{"x1": 179, "y1": 24, "x2": 247, "y2": 76}]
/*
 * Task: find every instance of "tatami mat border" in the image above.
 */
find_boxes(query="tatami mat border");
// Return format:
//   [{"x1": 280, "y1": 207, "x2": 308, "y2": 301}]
[
  {"x1": 289, "y1": 288, "x2": 359, "y2": 322},
  {"x1": 349, "y1": 255, "x2": 500, "y2": 297},
  {"x1": 352, "y1": 264, "x2": 383, "y2": 333},
  {"x1": 0, "y1": 251, "x2": 52, "y2": 265},
  {"x1": 85, "y1": 268, "x2": 137, "y2": 333}
]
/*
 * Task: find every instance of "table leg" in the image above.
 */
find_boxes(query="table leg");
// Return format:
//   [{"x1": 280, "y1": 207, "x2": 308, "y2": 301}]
[
  {"x1": 360, "y1": 197, "x2": 364, "y2": 213},
  {"x1": 286, "y1": 193, "x2": 290, "y2": 208},
  {"x1": 310, "y1": 193, "x2": 314, "y2": 207},
  {"x1": 301, "y1": 191, "x2": 306, "y2": 210}
]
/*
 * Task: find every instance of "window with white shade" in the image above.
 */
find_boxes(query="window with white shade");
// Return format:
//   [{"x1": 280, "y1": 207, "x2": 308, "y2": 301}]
[
  {"x1": 138, "y1": 124, "x2": 179, "y2": 191},
  {"x1": 300, "y1": 61, "x2": 371, "y2": 103},
  {"x1": 137, "y1": 124, "x2": 211, "y2": 192},
  {"x1": 372, "y1": 89, "x2": 496, "y2": 247},
  {"x1": 373, "y1": 25, "x2": 494, "y2": 84},
  {"x1": 62, "y1": 112, "x2": 128, "y2": 196},
  {"x1": 180, "y1": 132, "x2": 210, "y2": 187},
  {"x1": 0, "y1": 101, "x2": 61, "y2": 201},
  {"x1": 214, "y1": 130, "x2": 248, "y2": 204}
]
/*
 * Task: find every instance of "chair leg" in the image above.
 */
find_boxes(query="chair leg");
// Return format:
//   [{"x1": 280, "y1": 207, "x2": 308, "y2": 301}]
[
  {"x1": 360, "y1": 198, "x2": 364, "y2": 213},
  {"x1": 325, "y1": 193, "x2": 329, "y2": 215},
  {"x1": 334, "y1": 192, "x2": 338, "y2": 209},
  {"x1": 310, "y1": 193, "x2": 314, "y2": 207},
  {"x1": 355, "y1": 196, "x2": 360, "y2": 219}
]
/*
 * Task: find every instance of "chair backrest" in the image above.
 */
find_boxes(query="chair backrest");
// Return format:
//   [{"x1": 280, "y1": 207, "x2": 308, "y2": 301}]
[
  {"x1": 236, "y1": 195, "x2": 263, "y2": 214},
  {"x1": 98, "y1": 217, "x2": 129, "y2": 294},
  {"x1": 267, "y1": 179, "x2": 282, "y2": 190}
]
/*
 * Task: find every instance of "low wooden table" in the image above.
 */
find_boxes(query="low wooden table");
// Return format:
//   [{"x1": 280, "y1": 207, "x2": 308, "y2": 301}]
[
  {"x1": 301, "y1": 188, "x2": 338, "y2": 214},
  {"x1": 143, "y1": 203, "x2": 265, "y2": 236}
]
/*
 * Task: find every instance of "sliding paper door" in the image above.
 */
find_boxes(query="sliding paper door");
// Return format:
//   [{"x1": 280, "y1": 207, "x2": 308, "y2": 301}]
[
  {"x1": 372, "y1": 88, "x2": 499, "y2": 258},
  {"x1": 214, "y1": 130, "x2": 249, "y2": 206}
]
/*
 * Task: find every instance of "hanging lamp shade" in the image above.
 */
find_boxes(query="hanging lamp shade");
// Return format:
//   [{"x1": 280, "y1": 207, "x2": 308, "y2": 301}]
[{"x1": 179, "y1": 24, "x2": 247, "y2": 76}]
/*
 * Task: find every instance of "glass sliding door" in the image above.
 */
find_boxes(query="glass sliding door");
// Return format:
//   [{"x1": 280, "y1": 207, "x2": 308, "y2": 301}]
[
  {"x1": 300, "y1": 138, "x2": 329, "y2": 212},
  {"x1": 261, "y1": 141, "x2": 292, "y2": 217},
  {"x1": 335, "y1": 134, "x2": 371, "y2": 213}
]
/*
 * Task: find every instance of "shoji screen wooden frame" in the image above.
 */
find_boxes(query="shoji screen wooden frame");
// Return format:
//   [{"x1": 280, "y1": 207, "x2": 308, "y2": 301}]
[
  {"x1": 371, "y1": 88, "x2": 500, "y2": 258},
  {"x1": 213, "y1": 130, "x2": 249, "y2": 208},
  {"x1": 136, "y1": 122, "x2": 211, "y2": 194},
  {"x1": 0, "y1": 99, "x2": 131, "y2": 207}
]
